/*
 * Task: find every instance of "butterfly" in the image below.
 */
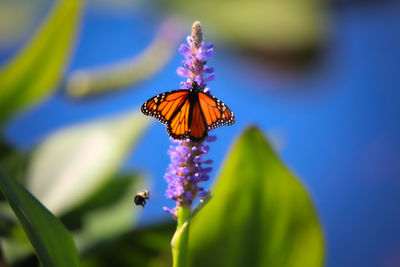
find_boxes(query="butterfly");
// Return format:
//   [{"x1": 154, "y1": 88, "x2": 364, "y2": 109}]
[{"x1": 141, "y1": 81, "x2": 235, "y2": 142}]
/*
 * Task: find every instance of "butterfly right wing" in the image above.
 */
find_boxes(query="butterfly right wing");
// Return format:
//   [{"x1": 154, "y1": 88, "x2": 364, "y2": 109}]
[
  {"x1": 198, "y1": 92, "x2": 235, "y2": 131},
  {"x1": 188, "y1": 97, "x2": 208, "y2": 141},
  {"x1": 141, "y1": 90, "x2": 189, "y2": 125}
]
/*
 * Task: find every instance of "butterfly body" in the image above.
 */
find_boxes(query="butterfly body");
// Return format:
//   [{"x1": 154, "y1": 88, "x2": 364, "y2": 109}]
[{"x1": 141, "y1": 82, "x2": 235, "y2": 142}]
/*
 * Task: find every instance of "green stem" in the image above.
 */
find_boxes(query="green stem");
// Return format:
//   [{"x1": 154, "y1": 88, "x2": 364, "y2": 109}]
[{"x1": 172, "y1": 205, "x2": 191, "y2": 267}]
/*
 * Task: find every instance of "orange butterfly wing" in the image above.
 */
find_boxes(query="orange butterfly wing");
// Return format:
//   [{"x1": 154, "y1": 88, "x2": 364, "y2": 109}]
[
  {"x1": 141, "y1": 90, "x2": 189, "y2": 124},
  {"x1": 167, "y1": 98, "x2": 191, "y2": 140},
  {"x1": 188, "y1": 99, "x2": 208, "y2": 141},
  {"x1": 198, "y1": 92, "x2": 235, "y2": 131},
  {"x1": 141, "y1": 90, "x2": 191, "y2": 140}
]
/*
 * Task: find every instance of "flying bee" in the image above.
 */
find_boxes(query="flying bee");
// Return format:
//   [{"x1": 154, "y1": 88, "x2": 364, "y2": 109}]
[{"x1": 134, "y1": 189, "x2": 150, "y2": 208}]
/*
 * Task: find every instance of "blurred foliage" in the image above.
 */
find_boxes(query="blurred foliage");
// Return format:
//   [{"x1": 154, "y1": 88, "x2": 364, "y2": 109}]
[
  {"x1": 26, "y1": 110, "x2": 150, "y2": 216},
  {"x1": 0, "y1": 0, "x2": 84, "y2": 125},
  {"x1": 161, "y1": 0, "x2": 328, "y2": 70},
  {"x1": 66, "y1": 17, "x2": 184, "y2": 98},
  {"x1": 0, "y1": 1, "x2": 43, "y2": 50},
  {"x1": 189, "y1": 126, "x2": 324, "y2": 267},
  {"x1": 1, "y1": 222, "x2": 34, "y2": 266},
  {"x1": 169, "y1": 0, "x2": 325, "y2": 49},
  {"x1": 0, "y1": 0, "x2": 160, "y2": 265},
  {"x1": 71, "y1": 172, "x2": 144, "y2": 253},
  {"x1": 1, "y1": 125, "x2": 325, "y2": 267},
  {"x1": 0, "y1": 139, "x2": 28, "y2": 183},
  {"x1": 62, "y1": 173, "x2": 141, "y2": 232},
  {"x1": 79, "y1": 222, "x2": 175, "y2": 267},
  {"x1": 0, "y1": 167, "x2": 80, "y2": 267},
  {"x1": 1, "y1": 110, "x2": 151, "y2": 265}
]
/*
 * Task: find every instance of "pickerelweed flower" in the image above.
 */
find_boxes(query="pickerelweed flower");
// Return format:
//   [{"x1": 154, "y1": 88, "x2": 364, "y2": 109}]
[{"x1": 163, "y1": 21, "x2": 217, "y2": 218}]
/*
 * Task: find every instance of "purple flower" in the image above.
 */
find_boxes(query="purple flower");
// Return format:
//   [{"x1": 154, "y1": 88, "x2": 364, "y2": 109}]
[
  {"x1": 163, "y1": 22, "x2": 218, "y2": 216},
  {"x1": 163, "y1": 137, "x2": 216, "y2": 212},
  {"x1": 177, "y1": 24, "x2": 216, "y2": 91}
]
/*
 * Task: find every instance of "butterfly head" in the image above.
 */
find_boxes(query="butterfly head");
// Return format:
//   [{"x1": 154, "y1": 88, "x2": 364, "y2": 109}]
[{"x1": 190, "y1": 81, "x2": 202, "y2": 92}]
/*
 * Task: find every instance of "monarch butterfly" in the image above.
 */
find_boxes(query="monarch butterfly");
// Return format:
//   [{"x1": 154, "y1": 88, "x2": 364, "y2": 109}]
[{"x1": 141, "y1": 82, "x2": 235, "y2": 142}]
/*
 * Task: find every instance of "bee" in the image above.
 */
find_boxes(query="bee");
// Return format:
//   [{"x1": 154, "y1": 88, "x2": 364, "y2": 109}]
[{"x1": 134, "y1": 189, "x2": 150, "y2": 208}]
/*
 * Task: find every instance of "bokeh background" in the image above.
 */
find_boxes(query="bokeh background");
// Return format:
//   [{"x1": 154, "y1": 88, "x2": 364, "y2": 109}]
[{"x1": 0, "y1": 0, "x2": 399, "y2": 266}]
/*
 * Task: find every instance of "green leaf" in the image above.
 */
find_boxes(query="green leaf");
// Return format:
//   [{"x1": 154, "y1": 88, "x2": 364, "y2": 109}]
[
  {"x1": 1, "y1": 224, "x2": 35, "y2": 265},
  {"x1": 80, "y1": 221, "x2": 175, "y2": 267},
  {"x1": 26, "y1": 109, "x2": 151, "y2": 216},
  {"x1": 0, "y1": 166, "x2": 79, "y2": 267},
  {"x1": 189, "y1": 126, "x2": 324, "y2": 267},
  {"x1": 165, "y1": 0, "x2": 325, "y2": 51},
  {"x1": 0, "y1": 138, "x2": 29, "y2": 183},
  {"x1": 0, "y1": 0, "x2": 85, "y2": 124}
]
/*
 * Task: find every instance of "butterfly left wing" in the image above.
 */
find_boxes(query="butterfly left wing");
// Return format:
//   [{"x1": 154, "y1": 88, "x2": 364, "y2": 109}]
[
  {"x1": 166, "y1": 96, "x2": 191, "y2": 140},
  {"x1": 141, "y1": 90, "x2": 189, "y2": 125},
  {"x1": 141, "y1": 90, "x2": 192, "y2": 140},
  {"x1": 198, "y1": 92, "x2": 235, "y2": 131}
]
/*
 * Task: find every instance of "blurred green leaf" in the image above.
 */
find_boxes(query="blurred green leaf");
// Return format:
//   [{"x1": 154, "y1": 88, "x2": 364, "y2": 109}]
[
  {"x1": 0, "y1": 0, "x2": 85, "y2": 124},
  {"x1": 0, "y1": 138, "x2": 28, "y2": 183},
  {"x1": 1, "y1": 224, "x2": 35, "y2": 266},
  {"x1": 26, "y1": 109, "x2": 151, "y2": 216},
  {"x1": 62, "y1": 173, "x2": 142, "y2": 224},
  {"x1": 80, "y1": 221, "x2": 174, "y2": 267},
  {"x1": 189, "y1": 126, "x2": 324, "y2": 267},
  {"x1": 166, "y1": 0, "x2": 325, "y2": 50},
  {"x1": 0, "y1": 201, "x2": 17, "y2": 236},
  {"x1": 0, "y1": 166, "x2": 79, "y2": 267},
  {"x1": 0, "y1": 1, "x2": 42, "y2": 49},
  {"x1": 164, "y1": 0, "x2": 326, "y2": 70}
]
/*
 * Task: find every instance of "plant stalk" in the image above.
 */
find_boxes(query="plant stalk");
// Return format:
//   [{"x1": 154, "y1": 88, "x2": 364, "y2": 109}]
[{"x1": 172, "y1": 205, "x2": 191, "y2": 267}]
